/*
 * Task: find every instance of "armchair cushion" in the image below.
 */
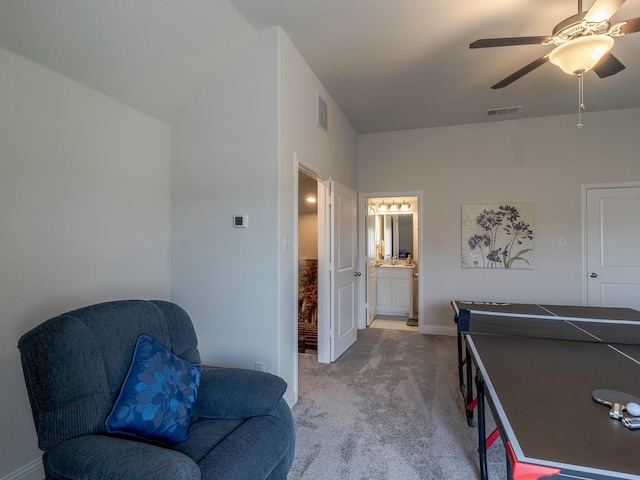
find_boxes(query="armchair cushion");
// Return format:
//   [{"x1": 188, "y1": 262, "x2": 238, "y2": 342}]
[
  {"x1": 196, "y1": 368, "x2": 286, "y2": 419},
  {"x1": 46, "y1": 434, "x2": 201, "y2": 480},
  {"x1": 105, "y1": 335, "x2": 202, "y2": 444}
]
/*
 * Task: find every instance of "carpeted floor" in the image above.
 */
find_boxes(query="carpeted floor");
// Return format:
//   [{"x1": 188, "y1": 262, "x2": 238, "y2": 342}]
[{"x1": 289, "y1": 327, "x2": 507, "y2": 479}]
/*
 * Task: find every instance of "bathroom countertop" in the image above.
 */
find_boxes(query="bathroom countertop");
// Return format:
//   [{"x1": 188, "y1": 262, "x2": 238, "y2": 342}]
[{"x1": 377, "y1": 263, "x2": 415, "y2": 268}]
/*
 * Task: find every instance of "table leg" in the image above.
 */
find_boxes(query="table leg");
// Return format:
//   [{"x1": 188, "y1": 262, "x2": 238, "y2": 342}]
[
  {"x1": 457, "y1": 331, "x2": 464, "y2": 388},
  {"x1": 458, "y1": 332, "x2": 475, "y2": 426},
  {"x1": 465, "y1": 342, "x2": 475, "y2": 426},
  {"x1": 476, "y1": 368, "x2": 488, "y2": 480}
]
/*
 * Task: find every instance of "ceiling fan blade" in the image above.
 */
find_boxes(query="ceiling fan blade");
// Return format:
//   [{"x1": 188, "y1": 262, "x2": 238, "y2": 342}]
[
  {"x1": 593, "y1": 52, "x2": 625, "y2": 77},
  {"x1": 620, "y1": 16, "x2": 640, "y2": 34},
  {"x1": 491, "y1": 55, "x2": 549, "y2": 89},
  {"x1": 584, "y1": 0, "x2": 625, "y2": 22},
  {"x1": 470, "y1": 36, "x2": 550, "y2": 48}
]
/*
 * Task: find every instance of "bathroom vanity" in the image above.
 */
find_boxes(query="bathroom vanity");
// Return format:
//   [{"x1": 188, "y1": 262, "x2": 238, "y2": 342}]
[{"x1": 375, "y1": 264, "x2": 415, "y2": 316}]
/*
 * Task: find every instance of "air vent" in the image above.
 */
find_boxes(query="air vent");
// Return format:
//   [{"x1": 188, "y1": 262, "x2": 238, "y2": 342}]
[
  {"x1": 317, "y1": 93, "x2": 328, "y2": 132},
  {"x1": 486, "y1": 105, "x2": 521, "y2": 117}
]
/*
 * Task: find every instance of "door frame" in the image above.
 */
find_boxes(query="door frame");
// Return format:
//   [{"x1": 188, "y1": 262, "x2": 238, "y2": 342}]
[
  {"x1": 295, "y1": 153, "x2": 332, "y2": 365},
  {"x1": 358, "y1": 190, "x2": 423, "y2": 330},
  {"x1": 581, "y1": 181, "x2": 640, "y2": 304}
]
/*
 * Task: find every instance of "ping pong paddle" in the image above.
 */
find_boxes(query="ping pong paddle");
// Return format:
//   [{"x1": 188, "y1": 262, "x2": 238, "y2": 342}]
[{"x1": 592, "y1": 389, "x2": 640, "y2": 430}]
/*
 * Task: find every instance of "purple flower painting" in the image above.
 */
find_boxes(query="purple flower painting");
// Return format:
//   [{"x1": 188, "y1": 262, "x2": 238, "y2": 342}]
[{"x1": 462, "y1": 203, "x2": 534, "y2": 269}]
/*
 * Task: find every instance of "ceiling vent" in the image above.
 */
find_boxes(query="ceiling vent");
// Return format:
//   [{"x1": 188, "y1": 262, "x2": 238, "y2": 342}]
[
  {"x1": 317, "y1": 93, "x2": 328, "y2": 132},
  {"x1": 486, "y1": 105, "x2": 521, "y2": 117}
]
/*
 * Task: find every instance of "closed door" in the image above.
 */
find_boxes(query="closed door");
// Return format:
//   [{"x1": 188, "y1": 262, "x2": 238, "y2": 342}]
[{"x1": 586, "y1": 185, "x2": 640, "y2": 309}]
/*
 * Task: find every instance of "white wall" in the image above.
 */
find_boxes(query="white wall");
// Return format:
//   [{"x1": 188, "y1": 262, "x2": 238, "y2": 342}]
[
  {"x1": 278, "y1": 28, "x2": 358, "y2": 397},
  {"x1": 358, "y1": 109, "x2": 640, "y2": 334},
  {"x1": 0, "y1": 47, "x2": 172, "y2": 478},
  {"x1": 298, "y1": 213, "x2": 318, "y2": 259},
  {"x1": 173, "y1": 27, "x2": 358, "y2": 404},
  {"x1": 172, "y1": 28, "x2": 280, "y2": 375}
]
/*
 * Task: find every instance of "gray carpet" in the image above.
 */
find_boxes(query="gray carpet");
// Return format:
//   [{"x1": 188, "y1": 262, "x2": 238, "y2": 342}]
[{"x1": 289, "y1": 328, "x2": 508, "y2": 479}]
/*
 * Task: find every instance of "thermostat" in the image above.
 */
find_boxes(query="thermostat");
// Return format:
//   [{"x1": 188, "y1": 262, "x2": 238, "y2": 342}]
[{"x1": 233, "y1": 214, "x2": 248, "y2": 228}]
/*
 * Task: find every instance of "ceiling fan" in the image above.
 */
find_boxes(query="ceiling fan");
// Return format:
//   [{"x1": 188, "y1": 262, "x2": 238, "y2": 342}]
[{"x1": 470, "y1": 0, "x2": 640, "y2": 89}]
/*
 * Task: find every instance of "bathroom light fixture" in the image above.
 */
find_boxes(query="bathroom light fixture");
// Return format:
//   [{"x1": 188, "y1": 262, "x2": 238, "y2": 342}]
[
  {"x1": 389, "y1": 201, "x2": 399, "y2": 212},
  {"x1": 400, "y1": 200, "x2": 411, "y2": 212},
  {"x1": 378, "y1": 201, "x2": 391, "y2": 212}
]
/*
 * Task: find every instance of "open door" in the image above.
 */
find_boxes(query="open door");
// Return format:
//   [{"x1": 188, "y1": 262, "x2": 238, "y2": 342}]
[
  {"x1": 330, "y1": 180, "x2": 358, "y2": 361},
  {"x1": 365, "y1": 206, "x2": 377, "y2": 326}
]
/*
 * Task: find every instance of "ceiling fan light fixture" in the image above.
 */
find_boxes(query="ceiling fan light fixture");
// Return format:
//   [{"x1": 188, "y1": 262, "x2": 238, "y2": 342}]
[{"x1": 549, "y1": 34, "x2": 614, "y2": 75}]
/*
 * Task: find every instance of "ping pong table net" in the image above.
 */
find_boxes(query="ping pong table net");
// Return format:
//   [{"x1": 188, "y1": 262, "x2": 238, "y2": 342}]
[{"x1": 460, "y1": 312, "x2": 640, "y2": 346}]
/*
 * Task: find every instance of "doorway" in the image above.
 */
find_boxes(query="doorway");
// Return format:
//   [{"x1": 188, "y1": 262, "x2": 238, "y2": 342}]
[
  {"x1": 296, "y1": 162, "x2": 359, "y2": 366},
  {"x1": 297, "y1": 170, "x2": 319, "y2": 354},
  {"x1": 361, "y1": 194, "x2": 421, "y2": 332}
]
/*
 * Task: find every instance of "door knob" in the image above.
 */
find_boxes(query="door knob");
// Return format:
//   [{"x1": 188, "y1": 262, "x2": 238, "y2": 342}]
[
  {"x1": 354, "y1": 272, "x2": 362, "y2": 277},
  {"x1": 590, "y1": 272, "x2": 598, "y2": 278}
]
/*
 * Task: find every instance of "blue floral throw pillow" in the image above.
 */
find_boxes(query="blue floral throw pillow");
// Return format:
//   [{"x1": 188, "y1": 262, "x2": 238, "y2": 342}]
[{"x1": 105, "y1": 335, "x2": 202, "y2": 444}]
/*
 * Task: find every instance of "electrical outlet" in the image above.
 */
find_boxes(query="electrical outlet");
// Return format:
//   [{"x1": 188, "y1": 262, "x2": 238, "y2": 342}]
[{"x1": 254, "y1": 362, "x2": 265, "y2": 372}]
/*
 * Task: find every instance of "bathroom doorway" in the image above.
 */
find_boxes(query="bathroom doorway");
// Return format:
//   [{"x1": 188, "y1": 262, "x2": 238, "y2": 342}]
[{"x1": 360, "y1": 193, "x2": 421, "y2": 332}]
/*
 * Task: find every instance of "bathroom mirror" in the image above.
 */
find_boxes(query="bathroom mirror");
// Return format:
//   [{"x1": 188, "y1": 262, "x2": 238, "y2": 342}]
[{"x1": 376, "y1": 214, "x2": 413, "y2": 259}]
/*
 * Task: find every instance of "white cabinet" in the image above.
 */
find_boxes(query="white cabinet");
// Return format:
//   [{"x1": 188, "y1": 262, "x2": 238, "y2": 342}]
[
  {"x1": 375, "y1": 266, "x2": 414, "y2": 316},
  {"x1": 376, "y1": 277, "x2": 392, "y2": 312}
]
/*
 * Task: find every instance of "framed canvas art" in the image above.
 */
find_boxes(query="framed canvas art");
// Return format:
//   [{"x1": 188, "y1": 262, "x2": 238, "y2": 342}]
[{"x1": 462, "y1": 203, "x2": 534, "y2": 269}]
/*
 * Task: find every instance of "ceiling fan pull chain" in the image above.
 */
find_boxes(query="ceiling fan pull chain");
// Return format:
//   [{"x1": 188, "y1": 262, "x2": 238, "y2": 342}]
[{"x1": 577, "y1": 71, "x2": 585, "y2": 130}]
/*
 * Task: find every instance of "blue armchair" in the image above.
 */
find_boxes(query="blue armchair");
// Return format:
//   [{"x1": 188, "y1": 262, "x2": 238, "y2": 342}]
[{"x1": 18, "y1": 300, "x2": 295, "y2": 479}]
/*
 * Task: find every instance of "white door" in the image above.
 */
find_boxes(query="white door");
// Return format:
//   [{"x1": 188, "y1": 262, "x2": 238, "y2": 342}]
[
  {"x1": 367, "y1": 261, "x2": 376, "y2": 326},
  {"x1": 331, "y1": 181, "x2": 358, "y2": 361},
  {"x1": 586, "y1": 185, "x2": 640, "y2": 309},
  {"x1": 366, "y1": 210, "x2": 376, "y2": 326}
]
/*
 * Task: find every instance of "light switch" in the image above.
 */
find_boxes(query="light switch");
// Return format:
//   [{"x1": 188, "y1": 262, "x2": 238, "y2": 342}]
[{"x1": 559, "y1": 237, "x2": 567, "y2": 248}]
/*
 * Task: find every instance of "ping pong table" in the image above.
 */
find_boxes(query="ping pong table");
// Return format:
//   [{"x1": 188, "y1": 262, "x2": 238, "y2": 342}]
[{"x1": 451, "y1": 300, "x2": 640, "y2": 480}]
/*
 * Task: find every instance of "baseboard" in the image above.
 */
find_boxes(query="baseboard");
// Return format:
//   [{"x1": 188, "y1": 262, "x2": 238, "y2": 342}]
[
  {"x1": 1, "y1": 458, "x2": 44, "y2": 480},
  {"x1": 421, "y1": 324, "x2": 457, "y2": 337}
]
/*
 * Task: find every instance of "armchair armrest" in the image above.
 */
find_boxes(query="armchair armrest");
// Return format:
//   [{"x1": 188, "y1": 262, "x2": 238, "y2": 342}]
[
  {"x1": 196, "y1": 368, "x2": 287, "y2": 419},
  {"x1": 46, "y1": 434, "x2": 200, "y2": 480}
]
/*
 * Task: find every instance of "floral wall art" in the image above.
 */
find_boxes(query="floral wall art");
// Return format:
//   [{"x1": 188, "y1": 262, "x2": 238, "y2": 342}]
[{"x1": 462, "y1": 203, "x2": 534, "y2": 269}]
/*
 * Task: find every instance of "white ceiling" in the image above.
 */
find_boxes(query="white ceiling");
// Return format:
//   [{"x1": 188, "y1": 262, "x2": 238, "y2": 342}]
[
  {"x1": 2, "y1": 0, "x2": 639, "y2": 134},
  {"x1": 0, "y1": 0, "x2": 256, "y2": 122}
]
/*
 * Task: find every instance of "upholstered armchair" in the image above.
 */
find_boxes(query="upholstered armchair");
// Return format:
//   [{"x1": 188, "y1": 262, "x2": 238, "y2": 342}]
[{"x1": 18, "y1": 300, "x2": 295, "y2": 479}]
